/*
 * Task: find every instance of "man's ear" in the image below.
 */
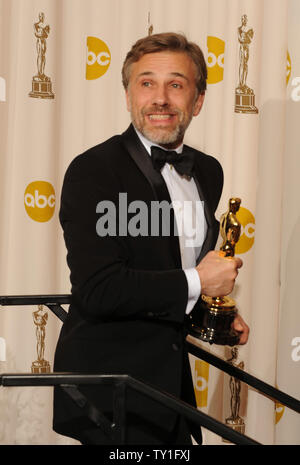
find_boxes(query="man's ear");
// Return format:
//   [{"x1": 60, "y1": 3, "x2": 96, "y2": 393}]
[{"x1": 193, "y1": 92, "x2": 205, "y2": 117}]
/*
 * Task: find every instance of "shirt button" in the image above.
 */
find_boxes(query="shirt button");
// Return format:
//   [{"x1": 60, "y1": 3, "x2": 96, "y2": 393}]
[{"x1": 172, "y1": 343, "x2": 179, "y2": 351}]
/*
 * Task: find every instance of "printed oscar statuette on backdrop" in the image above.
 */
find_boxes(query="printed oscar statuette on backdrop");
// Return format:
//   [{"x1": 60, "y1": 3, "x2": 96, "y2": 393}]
[
  {"x1": 223, "y1": 347, "x2": 245, "y2": 440},
  {"x1": 31, "y1": 305, "x2": 51, "y2": 373},
  {"x1": 29, "y1": 12, "x2": 54, "y2": 99},
  {"x1": 188, "y1": 198, "x2": 242, "y2": 346},
  {"x1": 235, "y1": 14, "x2": 258, "y2": 114}
]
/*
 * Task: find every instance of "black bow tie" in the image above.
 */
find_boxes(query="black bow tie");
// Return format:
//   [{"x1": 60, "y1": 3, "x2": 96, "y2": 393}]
[{"x1": 150, "y1": 145, "x2": 195, "y2": 177}]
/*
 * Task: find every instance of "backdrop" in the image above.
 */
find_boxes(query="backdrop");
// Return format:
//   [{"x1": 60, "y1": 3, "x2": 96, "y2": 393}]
[{"x1": 0, "y1": 0, "x2": 299, "y2": 445}]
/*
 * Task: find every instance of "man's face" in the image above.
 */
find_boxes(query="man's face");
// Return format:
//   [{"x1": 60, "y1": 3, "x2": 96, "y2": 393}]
[{"x1": 125, "y1": 51, "x2": 205, "y2": 149}]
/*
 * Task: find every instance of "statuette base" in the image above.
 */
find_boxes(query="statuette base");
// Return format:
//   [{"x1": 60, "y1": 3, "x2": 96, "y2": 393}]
[
  {"x1": 223, "y1": 417, "x2": 245, "y2": 442},
  {"x1": 235, "y1": 89, "x2": 258, "y2": 114},
  {"x1": 188, "y1": 296, "x2": 240, "y2": 346},
  {"x1": 31, "y1": 360, "x2": 51, "y2": 374},
  {"x1": 29, "y1": 79, "x2": 54, "y2": 99}
]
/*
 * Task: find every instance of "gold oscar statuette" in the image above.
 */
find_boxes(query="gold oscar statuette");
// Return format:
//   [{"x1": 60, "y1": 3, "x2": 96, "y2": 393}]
[
  {"x1": 235, "y1": 14, "x2": 258, "y2": 114},
  {"x1": 29, "y1": 12, "x2": 54, "y2": 99},
  {"x1": 188, "y1": 198, "x2": 242, "y2": 346},
  {"x1": 223, "y1": 347, "x2": 245, "y2": 441},
  {"x1": 31, "y1": 304, "x2": 51, "y2": 373}
]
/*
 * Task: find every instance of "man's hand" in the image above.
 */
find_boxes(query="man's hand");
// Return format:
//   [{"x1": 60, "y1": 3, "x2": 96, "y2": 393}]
[
  {"x1": 196, "y1": 251, "x2": 249, "y2": 345},
  {"x1": 196, "y1": 250, "x2": 243, "y2": 297},
  {"x1": 232, "y1": 313, "x2": 249, "y2": 345}
]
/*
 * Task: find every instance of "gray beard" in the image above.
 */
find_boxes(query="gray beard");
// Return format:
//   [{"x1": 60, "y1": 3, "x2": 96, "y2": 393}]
[
  {"x1": 130, "y1": 111, "x2": 192, "y2": 148},
  {"x1": 138, "y1": 123, "x2": 183, "y2": 146}
]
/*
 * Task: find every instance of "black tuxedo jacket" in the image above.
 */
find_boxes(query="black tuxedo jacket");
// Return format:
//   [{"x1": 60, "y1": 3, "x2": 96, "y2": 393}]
[{"x1": 53, "y1": 124, "x2": 223, "y2": 444}]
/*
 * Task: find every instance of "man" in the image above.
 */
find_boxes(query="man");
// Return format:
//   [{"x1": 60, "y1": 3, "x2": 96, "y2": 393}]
[{"x1": 53, "y1": 32, "x2": 249, "y2": 445}]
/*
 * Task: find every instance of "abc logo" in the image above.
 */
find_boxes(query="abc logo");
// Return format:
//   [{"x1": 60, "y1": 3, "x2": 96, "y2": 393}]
[
  {"x1": 86, "y1": 36, "x2": 111, "y2": 80},
  {"x1": 194, "y1": 360, "x2": 209, "y2": 408},
  {"x1": 235, "y1": 207, "x2": 255, "y2": 254},
  {"x1": 286, "y1": 51, "x2": 291, "y2": 86},
  {"x1": 24, "y1": 181, "x2": 55, "y2": 222},
  {"x1": 207, "y1": 36, "x2": 225, "y2": 84}
]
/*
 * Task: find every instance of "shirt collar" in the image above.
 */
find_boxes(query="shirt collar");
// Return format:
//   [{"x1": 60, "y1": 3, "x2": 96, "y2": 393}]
[{"x1": 133, "y1": 126, "x2": 184, "y2": 156}]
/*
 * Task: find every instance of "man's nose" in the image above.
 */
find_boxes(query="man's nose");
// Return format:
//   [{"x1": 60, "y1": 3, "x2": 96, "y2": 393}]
[{"x1": 152, "y1": 84, "x2": 169, "y2": 106}]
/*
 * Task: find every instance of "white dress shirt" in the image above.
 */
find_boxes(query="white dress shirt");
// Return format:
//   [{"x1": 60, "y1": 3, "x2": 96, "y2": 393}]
[{"x1": 134, "y1": 128, "x2": 207, "y2": 314}]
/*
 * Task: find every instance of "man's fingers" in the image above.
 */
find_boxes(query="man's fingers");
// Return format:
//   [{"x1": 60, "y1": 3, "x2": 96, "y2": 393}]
[
  {"x1": 235, "y1": 257, "x2": 243, "y2": 269},
  {"x1": 219, "y1": 253, "x2": 243, "y2": 269},
  {"x1": 234, "y1": 321, "x2": 244, "y2": 332},
  {"x1": 196, "y1": 251, "x2": 243, "y2": 297},
  {"x1": 232, "y1": 314, "x2": 250, "y2": 345}
]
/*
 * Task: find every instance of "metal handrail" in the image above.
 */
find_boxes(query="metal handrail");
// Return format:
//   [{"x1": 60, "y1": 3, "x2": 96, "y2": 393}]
[
  {"x1": 1, "y1": 294, "x2": 299, "y2": 415},
  {"x1": 187, "y1": 340, "x2": 300, "y2": 414},
  {"x1": 0, "y1": 372, "x2": 260, "y2": 445}
]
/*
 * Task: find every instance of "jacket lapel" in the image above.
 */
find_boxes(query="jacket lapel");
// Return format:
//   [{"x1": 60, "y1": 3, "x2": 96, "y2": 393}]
[
  {"x1": 121, "y1": 125, "x2": 182, "y2": 268},
  {"x1": 191, "y1": 152, "x2": 220, "y2": 263}
]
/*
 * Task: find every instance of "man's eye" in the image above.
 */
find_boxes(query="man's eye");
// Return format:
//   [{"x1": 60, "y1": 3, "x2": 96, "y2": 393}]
[
  {"x1": 171, "y1": 83, "x2": 182, "y2": 89},
  {"x1": 142, "y1": 81, "x2": 151, "y2": 87}
]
